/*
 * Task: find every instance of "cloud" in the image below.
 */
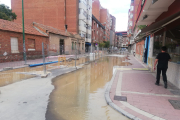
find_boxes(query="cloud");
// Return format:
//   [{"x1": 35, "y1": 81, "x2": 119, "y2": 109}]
[
  {"x1": 99, "y1": 0, "x2": 131, "y2": 31},
  {"x1": 0, "y1": 0, "x2": 11, "y2": 8}
]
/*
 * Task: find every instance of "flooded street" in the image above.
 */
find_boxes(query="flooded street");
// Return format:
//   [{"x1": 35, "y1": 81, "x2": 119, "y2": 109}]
[
  {"x1": 0, "y1": 56, "x2": 90, "y2": 87},
  {"x1": 46, "y1": 56, "x2": 130, "y2": 120}
]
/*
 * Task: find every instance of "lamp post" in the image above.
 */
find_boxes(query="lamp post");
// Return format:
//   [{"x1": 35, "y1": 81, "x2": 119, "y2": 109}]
[{"x1": 22, "y1": 0, "x2": 27, "y2": 64}]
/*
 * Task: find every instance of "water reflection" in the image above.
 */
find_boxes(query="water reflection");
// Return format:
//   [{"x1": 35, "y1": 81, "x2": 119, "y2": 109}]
[
  {"x1": 0, "y1": 57, "x2": 90, "y2": 87},
  {"x1": 46, "y1": 57, "x2": 130, "y2": 120}
]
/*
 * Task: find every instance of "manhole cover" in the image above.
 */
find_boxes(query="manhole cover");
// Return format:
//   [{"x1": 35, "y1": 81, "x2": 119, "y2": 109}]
[
  {"x1": 170, "y1": 90, "x2": 180, "y2": 96},
  {"x1": 114, "y1": 96, "x2": 127, "y2": 101},
  {"x1": 169, "y1": 100, "x2": 180, "y2": 110}
]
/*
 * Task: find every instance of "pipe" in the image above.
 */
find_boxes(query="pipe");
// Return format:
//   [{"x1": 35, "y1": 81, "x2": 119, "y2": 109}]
[{"x1": 29, "y1": 61, "x2": 58, "y2": 67}]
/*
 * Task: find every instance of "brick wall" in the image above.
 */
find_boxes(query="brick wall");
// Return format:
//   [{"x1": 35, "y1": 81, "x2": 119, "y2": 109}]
[
  {"x1": 136, "y1": 40, "x2": 144, "y2": 55},
  {"x1": 92, "y1": 0, "x2": 101, "y2": 21},
  {"x1": 92, "y1": 19, "x2": 105, "y2": 43},
  {"x1": 11, "y1": 0, "x2": 78, "y2": 33},
  {"x1": 100, "y1": 9, "x2": 110, "y2": 41},
  {"x1": 0, "y1": 30, "x2": 48, "y2": 63}
]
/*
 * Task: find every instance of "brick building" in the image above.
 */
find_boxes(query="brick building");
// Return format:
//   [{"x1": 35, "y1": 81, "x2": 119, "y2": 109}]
[
  {"x1": 0, "y1": 19, "x2": 49, "y2": 63},
  {"x1": 33, "y1": 22, "x2": 85, "y2": 55},
  {"x1": 91, "y1": 15, "x2": 105, "y2": 50},
  {"x1": 11, "y1": 0, "x2": 92, "y2": 51},
  {"x1": 92, "y1": 0, "x2": 115, "y2": 45},
  {"x1": 110, "y1": 15, "x2": 116, "y2": 47},
  {"x1": 100, "y1": 8, "x2": 111, "y2": 41},
  {"x1": 92, "y1": 0, "x2": 101, "y2": 21},
  {"x1": 116, "y1": 31, "x2": 128, "y2": 48}
]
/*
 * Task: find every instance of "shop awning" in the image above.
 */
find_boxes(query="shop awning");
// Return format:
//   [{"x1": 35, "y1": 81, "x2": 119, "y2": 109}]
[
  {"x1": 85, "y1": 42, "x2": 91, "y2": 46},
  {"x1": 140, "y1": 11, "x2": 180, "y2": 35}
]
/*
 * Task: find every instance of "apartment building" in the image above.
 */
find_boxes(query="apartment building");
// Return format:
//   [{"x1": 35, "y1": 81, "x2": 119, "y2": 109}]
[
  {"x1": 116, "y1": 31, "x2": 128, "y2": 48},
  {"x1": 100, "y1": 8, "x2": 111, "y2": 42},
  {"x1": 79, "y1": 0, "x2": 92, "y2": 51},
  {"x1": 91, "y1": 15, "x2": 105, "y2": 50},
  {"x1": 110, "y1": 15, "x2": 116, "y2": 47},
  {"x1": 11, "y1": 0, "x2": 92, "y2": 51},
  {"x1": 92, "y1": 0, "x2": 115, "y2": 43},
  {"x1": 127, "y1": 0, "x2": 140, "y2": 52}
]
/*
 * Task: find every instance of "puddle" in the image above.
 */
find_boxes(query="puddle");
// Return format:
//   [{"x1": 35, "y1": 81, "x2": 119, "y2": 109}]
[
  {"x1": 46, "y1": 57, "x2": 130, "y2": 120},
  {"x1": 0, "y1": 56, "x2": 97, "y2": 87}
]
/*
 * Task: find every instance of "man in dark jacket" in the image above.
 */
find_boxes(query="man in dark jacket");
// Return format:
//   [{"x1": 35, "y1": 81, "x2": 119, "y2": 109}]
[
  {"x1": 153, "y1": 46, "x2": 171, "y2": 88},
  {"x1": 144, "y1": 48, "x2": 147, "y2": 63}
]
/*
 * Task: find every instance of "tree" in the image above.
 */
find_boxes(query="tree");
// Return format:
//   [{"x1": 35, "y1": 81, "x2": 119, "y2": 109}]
[
  {"x1": 138, "y1": 25, "x2": 146, "y2": 30},
  {"x1": 0, "y1": 4, "x2": 17, "y2": 21},
  {"x1": 104, "y1": 41, "x2": 110, "y2": 48},
  {"x1": 99, "y1": 42, "x2": 105, "y2": 48}
]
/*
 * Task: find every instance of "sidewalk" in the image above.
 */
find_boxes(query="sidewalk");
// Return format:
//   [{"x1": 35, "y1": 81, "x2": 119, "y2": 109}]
[{"x1": 106, "y1": 55, "x2": 180, "y2": 120}]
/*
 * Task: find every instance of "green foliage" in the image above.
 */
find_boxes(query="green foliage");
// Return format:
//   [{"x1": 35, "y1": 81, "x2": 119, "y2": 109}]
[
  {"x1": 103, "y1": 41, "x2": 110, "y2": 48},
  {"x1": 0, "y1": 4, "x2": 17, "y2": 21},
  {"x1": 99, "y1": 42, "x2": 105, "y2": 48},
  {"x1": 138, "y1": 25, "x2": 146, "y2": 30}
]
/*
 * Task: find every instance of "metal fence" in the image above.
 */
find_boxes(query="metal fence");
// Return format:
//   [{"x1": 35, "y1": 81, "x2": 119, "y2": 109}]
[{"x1": 0, "y1": 42, "x2": 109, "y2": 87}]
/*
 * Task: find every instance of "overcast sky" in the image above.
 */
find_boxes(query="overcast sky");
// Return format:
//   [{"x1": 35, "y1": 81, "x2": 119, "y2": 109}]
[{"x1": 0, "y1": 0, "x2": 130, "y2": 31}]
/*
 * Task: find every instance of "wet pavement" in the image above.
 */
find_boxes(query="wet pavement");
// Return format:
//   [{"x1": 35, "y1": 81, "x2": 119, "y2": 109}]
[{"x1": 46, "y1": 57, "x2": 130, "y2": 120}]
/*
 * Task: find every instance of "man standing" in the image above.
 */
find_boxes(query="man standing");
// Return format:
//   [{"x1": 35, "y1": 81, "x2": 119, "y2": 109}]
[
  {"x1": 144, "y1": 48, "x2": 147, "y2": 63},
  {"x1": 153, "y1": 46, "x2": 171, "y2": 88}
]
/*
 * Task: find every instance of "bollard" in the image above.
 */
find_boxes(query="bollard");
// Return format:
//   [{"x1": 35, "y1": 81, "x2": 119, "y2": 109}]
[{"x1": 42, "y1": 42, "x2": 46, "y2": 75}]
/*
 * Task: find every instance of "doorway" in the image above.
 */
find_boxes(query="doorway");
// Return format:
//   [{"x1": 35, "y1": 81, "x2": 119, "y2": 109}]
[
  {"x1": 145, "y1": 36, "x2": 150, "y2": 64},
  {"x1": 60, "y1": 39, "x2": 64, "y2": 55}
]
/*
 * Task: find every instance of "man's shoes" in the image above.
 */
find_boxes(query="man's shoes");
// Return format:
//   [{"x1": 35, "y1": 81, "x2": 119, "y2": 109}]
[
  {"x1": 155, "y1": 83, "x2": 159, "y2": 86},
  {"x1": 164, "y1": 84, "x2": 167, "y2": 89}
]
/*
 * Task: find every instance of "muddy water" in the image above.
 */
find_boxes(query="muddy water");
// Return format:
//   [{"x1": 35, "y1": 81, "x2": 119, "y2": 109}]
[
  {"x1": 46, "y1": 57, "x2": 130, "y2": 120},
  {"x1": 0, "y1": 57, "x2": 91, "y2": 87}
]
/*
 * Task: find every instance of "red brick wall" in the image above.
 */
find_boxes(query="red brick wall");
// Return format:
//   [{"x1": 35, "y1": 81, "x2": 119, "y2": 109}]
[
  {"x1": 0, "y1": 30, "x2": 49, "y2": 63},
  {"x1": 136, "y1": 40, "x2": 144, "y2": 55},
  {"x1": 92, "y1": 19, "x2": 105, "y2": 43},
  {"x1": 66, "y1": 0, "x2": 79, "y2": 33},
  {"x1": 100, "y1": 9, "x2": 110, "y2": 41},
  {"x1": 11, "y1": 0, "x2": 78, "y2": 33},
  {"x1": 92, "y1": 0, "x2": 101, "y2": 21}
]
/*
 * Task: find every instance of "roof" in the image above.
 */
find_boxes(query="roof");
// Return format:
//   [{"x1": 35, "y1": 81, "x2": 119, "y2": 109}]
[
  {"x1": 92, "y1": 15, "x2": 105, "y2": 29},
  {"x1": 33, "y1": 22, "x2": 69, "y2": 37},
  {"x1": 0, "y1": 19, "x2": 47, "y2": 37}
]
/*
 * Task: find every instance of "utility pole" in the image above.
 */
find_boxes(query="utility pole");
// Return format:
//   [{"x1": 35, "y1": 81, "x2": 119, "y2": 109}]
[{"x1": 22, "y1": 0, "x2": 27, "y2": 64}]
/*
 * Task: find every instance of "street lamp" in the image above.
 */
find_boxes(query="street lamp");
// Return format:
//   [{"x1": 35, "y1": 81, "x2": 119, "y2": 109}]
[{"x1": 22, "y1": 0, "x2": 27, "y2": 64}]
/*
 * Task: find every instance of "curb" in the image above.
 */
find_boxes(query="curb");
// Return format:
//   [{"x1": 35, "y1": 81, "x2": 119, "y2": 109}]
[{"x1": 104, "y1": 69, "x2": 142, "y2": 120}]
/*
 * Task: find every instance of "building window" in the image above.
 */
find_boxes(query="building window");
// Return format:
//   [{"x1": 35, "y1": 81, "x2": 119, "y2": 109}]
[
  {"x1": 11, "y1": 37, "x2": 19, "y2": 53},
  {"x1": 130, "y1": 6, "x2": 134, "y2": 11},
  {"x1": 130, "y1": 14, "x2": 133, "y2": 18},
  {"x1": 28, "y1": 39, "x2": 35, "y2": 51},
  {"x1": 97, "y1": 24, "x2": 98, "y2": 28}
]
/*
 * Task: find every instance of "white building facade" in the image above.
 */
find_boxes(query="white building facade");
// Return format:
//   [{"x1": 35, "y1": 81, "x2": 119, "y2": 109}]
[{"x1": 79, "y1": 0, "x2": 92, "y2": 44}]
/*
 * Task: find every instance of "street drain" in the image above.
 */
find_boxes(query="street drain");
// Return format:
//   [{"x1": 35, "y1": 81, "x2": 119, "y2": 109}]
[
  {"x1": 170, "y1": 90, "x2": 180, "y2": 96},
  {"x1": 114, "y1": 96, "x2": 127, "y2": 101},
  {"x1": 169, "y1": 100, "x2": 180, "y2": 110}
]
